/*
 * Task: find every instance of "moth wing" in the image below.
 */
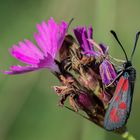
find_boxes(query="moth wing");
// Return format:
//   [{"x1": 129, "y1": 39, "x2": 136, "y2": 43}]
[{"x1": 104, "y1": 73, "x2": 131, "y2": 131}]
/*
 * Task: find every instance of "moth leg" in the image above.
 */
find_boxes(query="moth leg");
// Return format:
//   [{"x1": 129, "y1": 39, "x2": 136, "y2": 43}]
[
  {"x1": 105, "y1": 71, "x2": 124, "y2": 88},
  {"x1": 109, "y1": 55, "x2": 126, "y2": 63},
  {"x1": 110, "y1": 61, "x2": 123, "y2": 69}
]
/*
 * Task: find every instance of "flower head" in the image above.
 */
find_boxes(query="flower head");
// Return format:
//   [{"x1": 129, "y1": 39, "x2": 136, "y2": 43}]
[
  {"x1": 5, "y1": 18, "x2": 68, "y2": 74},
  {"x1": 74, "y1": 26, "x2": 117, "y2": 85}
]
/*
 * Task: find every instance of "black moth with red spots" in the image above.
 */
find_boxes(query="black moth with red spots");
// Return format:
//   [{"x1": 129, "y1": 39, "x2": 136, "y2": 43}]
[{"x1": 104, "y1": 31, "x2": 140, "y2": 131}]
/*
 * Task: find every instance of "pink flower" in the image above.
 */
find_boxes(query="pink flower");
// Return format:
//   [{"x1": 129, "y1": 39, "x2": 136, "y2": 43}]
[{"x1": 4, "y1": 18, "x2": 68, "y2": 74}]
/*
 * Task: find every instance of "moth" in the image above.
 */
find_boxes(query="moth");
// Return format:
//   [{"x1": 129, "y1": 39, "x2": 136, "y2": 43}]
[{"x1": 104, "y1": 30, "x2": 140, "y2": 130}]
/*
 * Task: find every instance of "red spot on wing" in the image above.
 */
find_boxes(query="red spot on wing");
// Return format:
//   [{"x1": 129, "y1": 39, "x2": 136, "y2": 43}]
[
  {"x1": 122, "y1": 79, "x2": 129, "y2": 92},
  {"x1": 115, "y1": 95, "x2": 120, "y2": 102},
  {"x1": 110, "y1": 108, "x2": 120, "y2": 123},
  {"x1": 115, "y1": 76, "x2": 125, "y2": 94},
  {"x1": 119, "y1": 102, "x2": 127, "y2": 110}
]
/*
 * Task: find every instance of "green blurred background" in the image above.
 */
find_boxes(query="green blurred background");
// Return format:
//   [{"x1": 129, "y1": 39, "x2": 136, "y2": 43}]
[{"x1": 0, "y1": 0, "x2": 140, "y2": 140}]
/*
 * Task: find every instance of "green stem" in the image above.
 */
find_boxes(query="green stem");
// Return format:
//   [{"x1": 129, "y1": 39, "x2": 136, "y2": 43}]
[{"x1": 121, "y1": 131, "x2": 136, "y2": 140}]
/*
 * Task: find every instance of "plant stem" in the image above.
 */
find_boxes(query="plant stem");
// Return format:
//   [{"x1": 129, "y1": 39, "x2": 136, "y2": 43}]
[{"x1": 121, "y1": 131, "x2": 136, "y2": 140}]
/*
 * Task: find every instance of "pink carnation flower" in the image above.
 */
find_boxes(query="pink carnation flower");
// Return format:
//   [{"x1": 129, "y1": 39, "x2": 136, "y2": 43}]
[{"x1": 4, "y1": 18, "x2": 68, "y2": 74}]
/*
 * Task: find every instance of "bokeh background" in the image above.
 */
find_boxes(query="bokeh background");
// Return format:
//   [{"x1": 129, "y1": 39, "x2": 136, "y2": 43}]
[{"x1": 0, "y1": 0, "x2": 140, "y2": 140}]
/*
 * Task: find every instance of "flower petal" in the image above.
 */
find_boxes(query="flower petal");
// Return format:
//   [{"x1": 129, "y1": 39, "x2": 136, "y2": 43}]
[
  {"x1": 4, "y1": 65, "x2": 39, "y2": 74},
  {"x1": 73, "y1": 26, "x2": 93, "y2": 52},
  {"x1": 99, "y1": 44, "x2": 108, "y2": 55},
  {"x1": 10, "y1": 44, "x2": 41, "y2": 65},
  {"x1": 35, "y1": 18, "x2": 68, "y2": 58},
  {"x1": 100, "y1": 60, "x2": 117, "y2": 85}
]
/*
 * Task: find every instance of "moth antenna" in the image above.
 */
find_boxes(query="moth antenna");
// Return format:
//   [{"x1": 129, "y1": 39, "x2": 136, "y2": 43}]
[
  {"x1": 110, "y1": 30, "x2": 128, "y2": 62},
  {"x1": 130, "y1": 31, "x2": 140, "y2": 61}
]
